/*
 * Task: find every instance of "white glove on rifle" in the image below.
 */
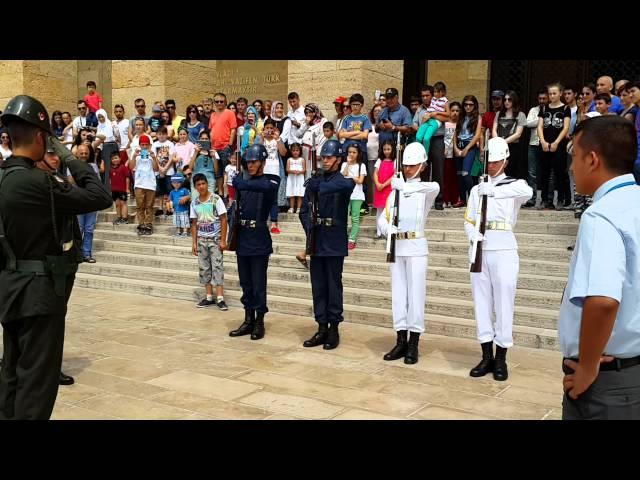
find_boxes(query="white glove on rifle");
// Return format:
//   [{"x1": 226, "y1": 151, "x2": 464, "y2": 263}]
[
  {"x1": 469, "y1": 232, "x2": 484, "y2": 245},
  {"x1": 478, "y1": 180, "x2": 495, "y2": 197},
  {"x1": 388, "y1": 225, "x2": 398, "y2": 235},
  {"x1": 391, "y1": 176, "x2": 405, "y2": 191}
]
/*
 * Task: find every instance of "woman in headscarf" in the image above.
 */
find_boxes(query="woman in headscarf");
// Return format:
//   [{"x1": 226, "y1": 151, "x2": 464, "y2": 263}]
[
  {"x1": 294, "y1": 103, "x2": 327, "y2": 180},
  {"x1": 95, "y1": 108, "x2": 119, "y2": 190},
  {"x1": 270, "y1": 100, "x2": 292, "y2": 150},
  {"x1": 240, "y1": 106, "x2": 260, "y2": 155}
]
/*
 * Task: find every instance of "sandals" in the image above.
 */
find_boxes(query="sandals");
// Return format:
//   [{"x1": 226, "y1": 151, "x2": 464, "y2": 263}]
[{"x1": 295, "y1": 255, "x2": 309, "y2": 269}]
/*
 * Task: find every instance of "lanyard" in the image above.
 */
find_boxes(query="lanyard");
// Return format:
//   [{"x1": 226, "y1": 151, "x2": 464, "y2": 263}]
[{"x1": 604, "y1": 181, "x2": 636, "y2": 197}]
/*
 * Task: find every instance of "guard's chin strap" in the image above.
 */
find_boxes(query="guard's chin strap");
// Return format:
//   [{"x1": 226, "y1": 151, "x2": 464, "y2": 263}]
[
  {"x1": 37, "y1": 157, "x2": 57, "y2": 172},
  {"x1": 490, "y1": 161, "x2": 507, "y2": 179}
]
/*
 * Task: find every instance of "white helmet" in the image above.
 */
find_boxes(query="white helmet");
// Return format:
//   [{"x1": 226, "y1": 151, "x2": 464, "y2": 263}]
[
  {"x1": 402, "y1": 142, "x2": 428, "y2": 165},
  {"x1": 488, "y1": 137, "x2": 510, "y2": 162}
]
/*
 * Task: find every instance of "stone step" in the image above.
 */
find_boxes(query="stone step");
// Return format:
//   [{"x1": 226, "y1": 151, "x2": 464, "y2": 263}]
[
  {"x1": 98, "y1": 211, "x2": 579, "y2": 236},
  {"x1": 104, "y1": 206, "x2": 579, "y2": 223},
  {"x1": 92, "y1": 229, "x2": 573, "y2": 263},
  {"x1": 91, "y1": 249, "x2": 568, "y2": 296},
  {"x1": 94, "y1": 222, "x2": 576, "y2": 250},
  {"x1": 92, "y1": 239, "x2": 569, "y2": 278},
  {"x1": 75, "y1": 272, "x2": 558, "y2": 350},
  {"x1": 78, "y1": 262, "x2": 560, "y2": 329}
]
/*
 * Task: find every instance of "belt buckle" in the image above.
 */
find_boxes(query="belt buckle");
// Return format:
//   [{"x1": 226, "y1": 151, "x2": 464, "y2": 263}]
[{"x1": 325, "y1": 218, "x2": 333, "y2": 226}]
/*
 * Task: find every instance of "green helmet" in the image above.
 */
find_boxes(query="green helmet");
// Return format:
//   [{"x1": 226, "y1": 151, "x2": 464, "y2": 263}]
[{"x1": 1, "y1": 95, "x2": 52, "y2": 134}]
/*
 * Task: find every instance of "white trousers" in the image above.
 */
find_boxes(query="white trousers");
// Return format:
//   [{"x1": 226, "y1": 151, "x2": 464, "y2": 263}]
[
  {"x1": 391, "y1": 255, "x2": 427, "y2": 333},
  {"x1": 470, "y1": 249, "x2": 519, "y2": 348}
]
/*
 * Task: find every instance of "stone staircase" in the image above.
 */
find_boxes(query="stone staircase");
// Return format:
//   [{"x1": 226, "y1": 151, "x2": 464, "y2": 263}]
[{"x1": 82, "y1": 204, "x2": 578, "y2": 351}]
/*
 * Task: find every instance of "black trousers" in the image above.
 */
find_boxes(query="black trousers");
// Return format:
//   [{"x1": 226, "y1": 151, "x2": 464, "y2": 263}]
[
  {"x1": 0, "y1": 274, "x2": 75, "y2": 420},
  {"x1": 428, "y1": 136, "x2": 445, "y2": 206},
  {"x1": 562, "y1": 364, "x2": 640, "y2": 420},
  {"x1": 540, "y1": 145, "x2": 569, "y2": 205},
  {"x1": 237, "y1": 255, "x2": 269, "y2": 313},
  {"x1": 0, "y1": 313, "x2": 66, "y2": 420},
  {"x1": 310, "y1": 256, "x2": 345, "y2": 324}
]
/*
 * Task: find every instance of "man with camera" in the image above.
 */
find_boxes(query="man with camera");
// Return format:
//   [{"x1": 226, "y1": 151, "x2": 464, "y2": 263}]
[{"x1": 0, "y1": 95, "x2": 112, "y2": 420}]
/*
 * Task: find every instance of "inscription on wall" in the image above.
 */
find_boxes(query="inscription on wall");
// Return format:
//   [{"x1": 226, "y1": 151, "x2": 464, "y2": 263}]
[{"x1": 214, "y1": 61, "x2": 287, "y2": 100}]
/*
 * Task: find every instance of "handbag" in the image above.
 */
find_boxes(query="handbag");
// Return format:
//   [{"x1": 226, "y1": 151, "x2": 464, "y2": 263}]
[{"x1": 470, "y1": 149, "x2": 484, "y2": 177}]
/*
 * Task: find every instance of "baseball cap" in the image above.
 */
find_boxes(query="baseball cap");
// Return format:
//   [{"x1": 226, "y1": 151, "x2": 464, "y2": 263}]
[
  {"x1": 152, "y1": 105, "x2": 162, "y2": 113},
  {"x1": 333, "y1": 96, "x2": 347, "y2": 104},
  {"x1": 139, "y1": 134, "x2": 151, "y2": 144},
  {"x1": 384, "y1": 88, "x2": 399, "y2": 98},
  {"x1": 490, "y1": 90, "x2": 505, "y2": 98}
]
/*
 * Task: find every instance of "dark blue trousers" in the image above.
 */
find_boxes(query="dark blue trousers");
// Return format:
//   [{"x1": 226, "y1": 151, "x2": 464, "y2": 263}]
[
  {"x1": 237, "y1": 255, "x2": 269, "y2": 313},
  {"x1": 309, "y1": 256, "x2": 345, "y2": 324}
]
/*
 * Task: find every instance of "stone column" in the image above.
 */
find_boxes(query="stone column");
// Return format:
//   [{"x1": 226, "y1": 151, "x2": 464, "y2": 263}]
[
  {"x1": 427, "y1": 60, "x2": 490, "y2": 111},
  {"x1": 287, "y1": 60, "x2": 404, "y2": 116}
]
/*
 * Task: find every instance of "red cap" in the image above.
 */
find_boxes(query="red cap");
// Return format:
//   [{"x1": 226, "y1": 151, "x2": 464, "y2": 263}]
[
  {"x1": 139, "y1": 134, "x2": 151, "y2": 145},
  {"x1": 333, "y1": 96, "x2": 346, "y2": 104}
]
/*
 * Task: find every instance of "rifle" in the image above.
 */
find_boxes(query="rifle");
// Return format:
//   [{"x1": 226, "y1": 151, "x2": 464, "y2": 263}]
[
  {"x1": 470, "y1": 129, "x2": 489, "y2": 273},
  {"x1": 386, "y1": 131, "x2": 403, "y2": 263},
  {"x1": 227, "y1": 130, "x2": 243, "y2": 252},
  {"x1": 305, "y1": 132, "x2": 318, "y2": 256}
]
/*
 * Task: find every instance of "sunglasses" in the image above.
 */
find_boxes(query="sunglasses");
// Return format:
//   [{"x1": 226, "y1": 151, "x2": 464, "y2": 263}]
[
  {"x1": 166, "y1": 105, "x2": 176, "y2": 109},
  {"x1": 214, "y1": 100, "x2": 225, "y2": 104},
  {"x1": 189, "y1": 110, "x2": 198, "y2": 114},
  {"x1": 504, "y1": 98, "x2": 512, "y2": 102},
  {"x1": 78, "y1": 106, "x2": 87, "y2": 110},
  {"x1": 464, "y1": 103, "x2": 475, "y2": 107}
]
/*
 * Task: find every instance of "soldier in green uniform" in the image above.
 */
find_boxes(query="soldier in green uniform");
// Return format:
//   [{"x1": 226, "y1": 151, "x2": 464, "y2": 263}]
[{"x1": 0, "y1": 95, "x2": 112, "y2": 420}]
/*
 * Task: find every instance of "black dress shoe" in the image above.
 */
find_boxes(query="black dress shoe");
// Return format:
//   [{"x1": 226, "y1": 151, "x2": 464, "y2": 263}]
[
  {"x1": 303, "y1": 323, "x2": 328, "y2": 347},
  {"x1": 470, "y1": 341, "x2": 494, "y2": 377},
  {"x1": 59, "y1": 372, "x2": 75, "y2": 386},
  {"x1": 323, "y1": 323, "x2": 340, "y2": 350},
  {"x1": 383, "y1": 330, "x2": 408, "y2": 361},
  {"x1": 434, "y1": 203, "x2": 444, "y2": 211},
  {"x1": 250, "y1": 312, "x2": 265, "y2": 340},
  {"x1": 229, "y1": 310, "x2": 255, "y2": 337}
]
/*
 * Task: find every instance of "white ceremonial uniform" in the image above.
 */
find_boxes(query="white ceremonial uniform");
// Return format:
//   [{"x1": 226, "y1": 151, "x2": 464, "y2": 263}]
[
  {"x1": 464, "y1": 173, "x2": 532, "y2": 348},
  {"x1": 378, "y1": 178, "x2": 440, "y2": 333}
]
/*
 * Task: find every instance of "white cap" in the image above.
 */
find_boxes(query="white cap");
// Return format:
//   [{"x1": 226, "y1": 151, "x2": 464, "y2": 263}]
[
  {"x1": 488, "y1": 137, "x2": 510, "y2": 162},
  {"x1": 402, "y1": 142, "x2": 428, "y2": 165},
  {"x1": 585, "y1": 111, "x2": 601, "y2": 118}
]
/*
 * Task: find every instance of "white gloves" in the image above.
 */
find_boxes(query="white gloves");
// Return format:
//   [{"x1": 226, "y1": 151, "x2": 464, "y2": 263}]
[
  {"x1": 391, "y1": 176, "x2": 405, "y2": 191},
  {"x1": 388, "y1": 225, "x2": 398, "y2": 235},
  {"x1": 469, "y1": 232, "x2": 484, "y2": 244},
  {"x1": 478, "y1": 181, "x2": 494, "y2": 197}
]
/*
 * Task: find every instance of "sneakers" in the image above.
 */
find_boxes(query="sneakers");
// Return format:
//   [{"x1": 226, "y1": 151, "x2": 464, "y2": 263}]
[
  {"x1": 83, "y1": 257, "x2": 96, "y2": 263},
  {"x1": 287, "y1": 208, "x2": 294, "y2": 213},
  {"x1": 217, "y1": 300, "x2": 229, "y2": 311},
  {"x1": 348, "y1": 240, "x2": 356, "y2": 250},
  {"x1": 196, "y1": 298, "x2": 217, "y2": 308},
  {"x1": 270, "y1": 226, "x2": 281, "y2": 234}
]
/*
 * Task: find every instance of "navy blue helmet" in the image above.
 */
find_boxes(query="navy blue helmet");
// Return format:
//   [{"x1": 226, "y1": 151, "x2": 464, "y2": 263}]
[
  {"x1": 320, "y1": 139, "x2": 344, "y2": 157},
  {"x1": 245, "y1": 144, "x2": 268, "y2": 162}
]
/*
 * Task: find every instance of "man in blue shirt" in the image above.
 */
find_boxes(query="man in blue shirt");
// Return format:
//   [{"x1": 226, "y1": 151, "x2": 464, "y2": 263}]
[
  {"x1": 338, "y1": 93, "x2": 372, "y2": 164},
  {"x1": 587, "y1": 76, "x2": 625, "y2": 115},
  {"x1": 376, "y1": 88, "x2": 414, "y2": 146},
  {"x1": 558, "y1": 115, "x2": 640, "y2": 419}
]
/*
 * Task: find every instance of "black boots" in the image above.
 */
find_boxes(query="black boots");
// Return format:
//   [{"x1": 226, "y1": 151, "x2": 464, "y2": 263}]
[
  {"x1": 404, "y1": 332, "x2": 420, "y2": 364},
  {"x1": 251, "y1": 312, "x2": 265, "y2": 340},
  {"x1": 229, "y1": 309, "x2": 255, "y2": 337},
  {"x1": 470, "y1": 341, "x2": 494, "y2": 377},
  {"x1": 303, "y1": 323, "x2": 328, "y2": 347},
  {"x1": 493, "y1": 345, "x2": 509, "y2": 381},
  {"x1": 323, "y1": 323, "x2": 340, "y2": 350},
  {"x1": 59, "y1": 372, "x2": 75, "y2": 386},
  {"x1": 384, "y1": 330, "x2": 408, "y2": 361}
]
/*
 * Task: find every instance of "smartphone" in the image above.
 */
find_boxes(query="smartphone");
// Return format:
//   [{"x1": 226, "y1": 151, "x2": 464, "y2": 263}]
[
  {"x1": 375, "y1": 90, "x2": 381, "y2": 101},
  {"x1": 197, "y1": 140, "x2": 211, "y2": 151}
]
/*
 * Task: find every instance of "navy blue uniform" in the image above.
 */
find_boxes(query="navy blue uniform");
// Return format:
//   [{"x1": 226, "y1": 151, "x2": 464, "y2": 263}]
[
  {"x1": 299, "y1": 170, "x2": 355, "y2": 324},
  {"x1": 232, "y1": 173, "x2": 279, "y2": 313}
]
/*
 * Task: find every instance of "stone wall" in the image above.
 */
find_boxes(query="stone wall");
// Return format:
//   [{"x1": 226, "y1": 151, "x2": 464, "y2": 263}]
[
  {"x1": 427, "y1": 60, "x2": 490, "y2": 112},
  {"x1": 0, "y1": 61, "x2": 24, "y2": 112},
  {"x1": 111, "y1": 60, "x2": 166, "y2": 118},
  {"x1": 22, "y1": 61, "x2": 78, "y2": 114}
]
